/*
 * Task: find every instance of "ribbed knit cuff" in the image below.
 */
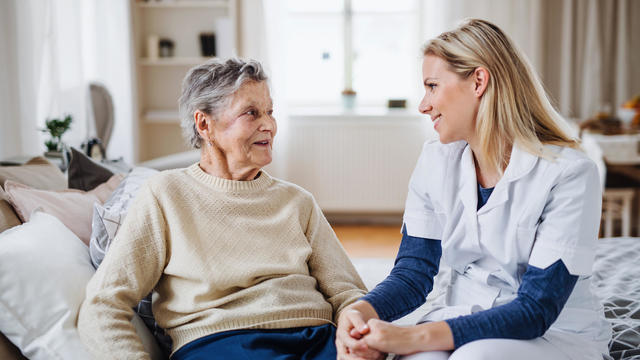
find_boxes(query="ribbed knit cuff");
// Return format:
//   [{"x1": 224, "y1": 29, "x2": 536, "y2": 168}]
[{"x1": 444, "y1": 317, "x2": 467, "y2": 349}]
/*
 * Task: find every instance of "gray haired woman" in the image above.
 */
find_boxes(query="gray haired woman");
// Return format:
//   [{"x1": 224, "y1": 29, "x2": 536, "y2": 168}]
[{"x1": 78, "y1": 58, "x2": 366, "y2": 360}]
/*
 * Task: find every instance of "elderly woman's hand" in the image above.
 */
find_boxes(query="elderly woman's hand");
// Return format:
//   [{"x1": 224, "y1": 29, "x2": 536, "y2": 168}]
[{"x1": 336, "y1": 301, "x2": 386, "y2": 360}]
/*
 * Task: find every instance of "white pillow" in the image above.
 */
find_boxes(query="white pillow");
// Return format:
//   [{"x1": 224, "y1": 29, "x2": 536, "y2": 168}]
[{"x1": 0, "y1": 211, "x2": 164, "y2": 360}]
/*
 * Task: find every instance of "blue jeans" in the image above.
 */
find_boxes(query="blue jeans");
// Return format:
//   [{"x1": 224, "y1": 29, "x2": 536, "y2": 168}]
[{"x1": 171, "y1": 324, "x2": 337, "y2": 360}]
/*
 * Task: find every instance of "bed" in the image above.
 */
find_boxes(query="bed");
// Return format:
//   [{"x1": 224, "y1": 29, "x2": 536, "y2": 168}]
[
  {"x1": 592, "y1": 237, "x2": 640, "y2": 360},
  {"x1": 353, "y1": 237, "x2": 640, "y2": 360}
]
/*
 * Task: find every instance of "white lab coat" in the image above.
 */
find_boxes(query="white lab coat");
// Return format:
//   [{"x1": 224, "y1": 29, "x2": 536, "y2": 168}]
[{"x1": 403, "y1": 140, "x2": 611, "y2": 360}]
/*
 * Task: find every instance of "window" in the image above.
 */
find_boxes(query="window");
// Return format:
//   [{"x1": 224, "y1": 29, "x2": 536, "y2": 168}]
[{"x1": 283, "y1": 0, "x2": 421, "y2": 107}]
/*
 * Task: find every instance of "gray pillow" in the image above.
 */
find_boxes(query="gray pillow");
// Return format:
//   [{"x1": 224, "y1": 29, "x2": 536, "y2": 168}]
[
  {"x1": 89, "y1": 167, "x2": 158, "y2": 267},
  {"x1": 67, "y1": 147, "x2": 131, "y2": 191}
]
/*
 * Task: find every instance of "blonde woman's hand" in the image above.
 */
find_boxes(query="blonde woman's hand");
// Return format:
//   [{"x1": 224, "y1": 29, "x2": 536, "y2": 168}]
[{"x1": 362, "y1": 319, "x2": 454, "y2": 355}]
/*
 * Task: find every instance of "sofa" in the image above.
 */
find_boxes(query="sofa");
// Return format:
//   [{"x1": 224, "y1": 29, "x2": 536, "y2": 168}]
[
  {"x1": 1, "y1": 154, "x2": 638, "y2": 360},
  {"x1": 0, "y1": 155, "x2": 165, "y2": 360}
]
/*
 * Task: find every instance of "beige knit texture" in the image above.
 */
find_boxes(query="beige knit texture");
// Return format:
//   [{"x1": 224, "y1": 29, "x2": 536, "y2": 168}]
[{"x1": 78, "y1": 164, "x2": 366, "y2": 359}]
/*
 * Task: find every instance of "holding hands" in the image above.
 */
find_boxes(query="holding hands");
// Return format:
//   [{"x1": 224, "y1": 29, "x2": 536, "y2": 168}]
[
  {"x1": 336, "y1": 301, "x2": 454, "y2": 359},
  {"x1": 336, "y1": 301, "x2": 385, "y2": 360}
]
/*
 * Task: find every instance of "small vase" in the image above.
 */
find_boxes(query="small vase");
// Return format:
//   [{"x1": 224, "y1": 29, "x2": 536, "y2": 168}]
[{"x1": 342, "y1": 90, "x2": 356, "y2": 110}]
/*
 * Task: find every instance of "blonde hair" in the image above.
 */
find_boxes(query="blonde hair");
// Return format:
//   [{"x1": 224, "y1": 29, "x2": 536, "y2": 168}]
[{"x1": 423, "y1": 19, "x2": 579, "y2": 173}]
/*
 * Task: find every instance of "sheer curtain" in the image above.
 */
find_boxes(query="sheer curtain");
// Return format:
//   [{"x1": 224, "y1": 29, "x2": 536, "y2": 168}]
[
  {"x1": 0, "y1": 0, "x2": 56, "y2": 160},
  {"x1": 541, "y1": 0, "x2": 640, "y2": 120},
  {"x1": 0, "y1": 0, "x2": 135, "y2": 162},
  {"x1": 241, "y1": 0, "x2": 290, "y2": 179},
  {"x1": 421, "y1": 1, "x2": 543, "y2": 66}
]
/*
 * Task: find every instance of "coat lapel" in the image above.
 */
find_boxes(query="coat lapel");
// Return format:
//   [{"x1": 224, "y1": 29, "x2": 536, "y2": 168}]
[
  {"x1": 459, "y1": 145, "x2": 478, "y2": 212},
  {"x1": 455, "y1": 145, "x2": 482, "y2": 267},
  {"x1": 446, "y1": 142, "x2": 539, "y2": 273},
  {"x1": 477, "y1": 142, "x2": 538, "y2": 215}
]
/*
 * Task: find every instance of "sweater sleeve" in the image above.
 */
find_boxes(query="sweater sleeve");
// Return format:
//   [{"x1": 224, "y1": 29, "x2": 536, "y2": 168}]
[
  {"x1": 445, "y1": 259, "x2": 578, "y2": 348},
  {"x1": 78, "y1": 183, "x2": 167, "y2": 360},
  {"x1": 360, "y1": 227, "x2": 441, "y2": 321},
  {"x1": 305, "y1": 199, "x2": 367, "y2": 321}
]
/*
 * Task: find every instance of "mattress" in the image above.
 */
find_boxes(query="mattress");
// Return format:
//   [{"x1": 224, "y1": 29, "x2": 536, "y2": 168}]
[{"x1": 352, "y1": 237, "x2": 640, "y2": 359}]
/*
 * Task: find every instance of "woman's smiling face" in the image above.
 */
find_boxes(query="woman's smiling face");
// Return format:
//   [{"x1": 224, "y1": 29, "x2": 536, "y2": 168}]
[
  {"x1": 418, "y1": 55, "x2": 480, "y2": 145},
  {"x1": 209, "y1": 80, "x2": 277, "y2": 172}
]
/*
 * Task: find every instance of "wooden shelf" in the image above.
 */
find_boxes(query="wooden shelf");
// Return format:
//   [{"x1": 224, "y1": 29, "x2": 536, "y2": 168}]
[
  {"x1": 138, "y1": 57, "x2": 214, "y2": 66},
  {"x1": 131, "y1": 0, "x2": 237, "y2": 160},
  {"x1": 137, "y1": 0, "x2": 228, "y2": 9}
]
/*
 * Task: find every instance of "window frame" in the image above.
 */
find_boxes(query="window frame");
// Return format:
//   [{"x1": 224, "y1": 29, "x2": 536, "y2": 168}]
[{"x1": 283, "y1": 0, "x2": 423, "y2": 109}]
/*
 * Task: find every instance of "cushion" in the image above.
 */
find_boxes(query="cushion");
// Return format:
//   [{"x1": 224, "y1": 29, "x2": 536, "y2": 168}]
[
  {"x1": 90, "y1": 167, "x2": 157, "y2": 267},
  {"x1": 0, "y1": 212, "x2": 165, "y2": 360},
  {"x1": 67, "y1": 147, "x2": 131, "y2": 191},
  {"x1": 0, "y1": 211, "x2": 93, "y2": 359},
  {"x1": 3, "y1": 175, "x2": 123, "y2": 245},
  {"x1": 0, "y1": 200, "x2": 20, "y2": 235},
  {"x1": 0, "y1": 157, "x2": 66, "y2": 233},
  {"x1": 0, "y1": 157, "x2": 66, "y2": 191}
]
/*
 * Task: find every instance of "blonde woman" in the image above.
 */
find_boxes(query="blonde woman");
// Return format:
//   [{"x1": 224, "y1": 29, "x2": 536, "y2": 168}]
[{"x1": 335, "y1": 19, "x2": 611, "y2": 360}]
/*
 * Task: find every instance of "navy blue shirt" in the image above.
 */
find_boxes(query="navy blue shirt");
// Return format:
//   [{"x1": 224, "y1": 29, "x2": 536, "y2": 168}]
[{"x1": 361, "y1": 184, "x2": 579, "y2": 348}]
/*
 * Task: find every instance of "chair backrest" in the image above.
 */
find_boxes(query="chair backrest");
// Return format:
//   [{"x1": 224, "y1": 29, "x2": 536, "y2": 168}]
[{"x1": 88, "y1": 83, "x2": 114, "y2": 150}]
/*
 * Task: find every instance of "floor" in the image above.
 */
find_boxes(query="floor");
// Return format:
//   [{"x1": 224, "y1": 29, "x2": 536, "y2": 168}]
[
  {"x1": 334, "y1": 224, "x2": 434, "y2": 326},
  {"x1": 332, "y1": 225, "x2": 401, "y2": 258}
]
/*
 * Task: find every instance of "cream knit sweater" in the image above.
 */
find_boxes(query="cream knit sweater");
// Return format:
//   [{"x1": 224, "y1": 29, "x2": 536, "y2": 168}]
[{"x1": 78, "y1": 164, "x2": 367, "y2": 359}]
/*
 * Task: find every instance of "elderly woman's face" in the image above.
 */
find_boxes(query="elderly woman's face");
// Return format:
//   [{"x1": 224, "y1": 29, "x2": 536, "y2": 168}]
[{"x1": 209, "y1": 81, "x2": 276, "y2": 171}]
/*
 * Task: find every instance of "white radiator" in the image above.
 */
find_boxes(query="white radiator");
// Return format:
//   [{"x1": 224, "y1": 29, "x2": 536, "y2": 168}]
[{"x1": 283, "y1": 113, "x2": 434, "y2": 213}]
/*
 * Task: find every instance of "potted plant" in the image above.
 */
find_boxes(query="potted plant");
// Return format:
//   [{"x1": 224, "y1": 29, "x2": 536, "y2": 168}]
[{"x1": 41, "y1": 114, "x2": 73, "y2": 156}]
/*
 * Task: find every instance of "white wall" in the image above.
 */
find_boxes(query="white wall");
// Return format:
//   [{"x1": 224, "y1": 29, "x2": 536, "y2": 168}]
[{"x1": 285, "y1": 112, "x2": 436, "y2": 213}]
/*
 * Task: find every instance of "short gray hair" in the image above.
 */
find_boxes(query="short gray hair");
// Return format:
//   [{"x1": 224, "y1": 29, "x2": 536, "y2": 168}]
[{"x1": 178, "y1": 58, "x2": 268, "y2": 149}]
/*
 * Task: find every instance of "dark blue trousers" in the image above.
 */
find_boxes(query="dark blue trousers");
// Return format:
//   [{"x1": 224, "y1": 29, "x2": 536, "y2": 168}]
[{"x1": 171, "y1": 324, "x2": 337, "y2": 360}]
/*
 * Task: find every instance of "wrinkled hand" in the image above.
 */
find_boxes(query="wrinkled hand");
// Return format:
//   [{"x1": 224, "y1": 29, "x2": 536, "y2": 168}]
[
  {"x1": 361, "y1": 319, "x2": 424, "y2": 355},
  {"x1": 336, "y1": 306, "x2": 386, "y2": 360}
]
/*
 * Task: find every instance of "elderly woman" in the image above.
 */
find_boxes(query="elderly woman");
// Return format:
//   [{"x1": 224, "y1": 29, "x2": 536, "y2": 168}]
[{"x1": 78, "y1": 58, "x2": 366, "y2": 360}]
